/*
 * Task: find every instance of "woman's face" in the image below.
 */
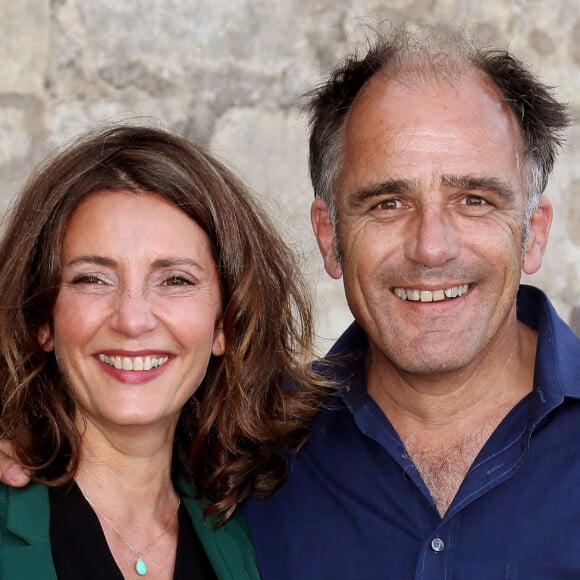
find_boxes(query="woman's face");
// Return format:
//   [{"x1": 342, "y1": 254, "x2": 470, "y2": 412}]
[{"x1": 44, "y1": 190, "x2": 225, "y2": 434}]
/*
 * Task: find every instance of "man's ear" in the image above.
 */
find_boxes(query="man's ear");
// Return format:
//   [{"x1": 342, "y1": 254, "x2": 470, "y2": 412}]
[
  {"x1": 38, "y1": 325, "x2": 54, "y2": 352},
  {"x1": 311, "y1": 199, "x2": 343, "y2": 280},
  {"x1": 523, "y1": 195, "x2": 553, "y2": 275}
]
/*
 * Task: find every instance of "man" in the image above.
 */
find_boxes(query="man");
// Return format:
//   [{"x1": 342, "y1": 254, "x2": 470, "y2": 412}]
[
  {"x1": 1, "y1": 23, "x2": 577, "y2": 579},
  {"x1": 241, "y1": 24, "x2": 579, "y2": 579}
]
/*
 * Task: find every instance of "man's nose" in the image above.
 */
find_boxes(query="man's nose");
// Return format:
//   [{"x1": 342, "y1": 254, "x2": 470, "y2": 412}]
[{"x1": 404, "y1": 206, "x2": 460, "y2": 268}]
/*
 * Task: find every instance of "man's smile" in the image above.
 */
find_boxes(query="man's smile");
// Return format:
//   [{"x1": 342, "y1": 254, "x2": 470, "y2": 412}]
[{"x1": 392, "y1": 284, "x2": 469, "y2": 302}]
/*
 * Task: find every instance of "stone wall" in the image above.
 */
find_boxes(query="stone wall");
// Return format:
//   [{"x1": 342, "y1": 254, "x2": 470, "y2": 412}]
[{"x1": 1, "y1": 0, "x2": 579, "y2": 352}]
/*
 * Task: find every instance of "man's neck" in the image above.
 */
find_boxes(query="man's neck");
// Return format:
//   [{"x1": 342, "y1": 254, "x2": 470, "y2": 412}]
[
  {"x1": 367, "y1": 321, "x2": 537, "y2": 425},
  {"x1": 366, "y1": 320, "x2": 538, "y2": 515}
]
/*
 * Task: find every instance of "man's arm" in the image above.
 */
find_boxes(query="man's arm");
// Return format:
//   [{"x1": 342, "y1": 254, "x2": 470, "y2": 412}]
[{"x1": 0, "y1": 440, "x2": 30, "y2": 486}]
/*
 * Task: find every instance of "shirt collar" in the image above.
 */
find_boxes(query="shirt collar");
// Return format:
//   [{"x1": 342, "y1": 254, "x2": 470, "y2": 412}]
[{"x1": 517, "y1": 284, "x2": 580, "y2": 417}]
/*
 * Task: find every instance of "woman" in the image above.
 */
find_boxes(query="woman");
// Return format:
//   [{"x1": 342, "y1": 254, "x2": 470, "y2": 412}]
[{"x1": 0, "y1": 124, "x2": 327, "y2": 579}]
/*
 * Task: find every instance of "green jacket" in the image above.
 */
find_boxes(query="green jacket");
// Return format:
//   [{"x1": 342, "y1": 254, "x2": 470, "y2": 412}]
[{"x1": 0, "y1": 480, "x2": 260, "y2": 580}]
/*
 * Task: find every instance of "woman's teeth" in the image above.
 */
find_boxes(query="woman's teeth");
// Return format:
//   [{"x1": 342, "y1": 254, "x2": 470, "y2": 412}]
[{"x1": 98, "y1": 354, "x2": 169, "y2": 371}]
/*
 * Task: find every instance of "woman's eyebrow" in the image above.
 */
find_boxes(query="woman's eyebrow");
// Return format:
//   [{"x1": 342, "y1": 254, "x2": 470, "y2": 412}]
[
  {"x1": 64, "y1": 255, "x2": 117, "y2": 268},
  {"x1": 151, "y1": 257, "x2": 205, "y2": 271}
]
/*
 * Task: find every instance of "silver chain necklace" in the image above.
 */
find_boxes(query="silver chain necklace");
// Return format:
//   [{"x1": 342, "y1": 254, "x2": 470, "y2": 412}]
[{"x1": 80, "y1": 487, "x2": 181, "y2": 577}]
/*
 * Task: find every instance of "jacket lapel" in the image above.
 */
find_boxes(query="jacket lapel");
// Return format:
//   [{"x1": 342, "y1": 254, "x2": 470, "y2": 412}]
[
  {"x1": 177, "y1": 480, "x2": 259, "y2": 580},
  {"x1": 1, "y1": 483, "x2": 57, "y2": 579}
]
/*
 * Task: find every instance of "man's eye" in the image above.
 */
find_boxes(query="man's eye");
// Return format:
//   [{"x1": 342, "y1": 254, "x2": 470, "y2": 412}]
[
  {"x1": 374, "y1": 198, "x2": 403, "y2": 210},
  {"x1": 461, "y1": 195, "x2": 488, "y2": 206}
]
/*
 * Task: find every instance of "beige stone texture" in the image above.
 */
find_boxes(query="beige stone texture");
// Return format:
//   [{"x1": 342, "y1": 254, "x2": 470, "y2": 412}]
[
  {"x1": 0, "y1": 1, "x2": 50, "y2": 94},
  {"x1": 210, "y1": 106, "x2": 351, "y2": 352},
  {"x1": 1, "y1": 0, "x2": 579, "y2": 342}
]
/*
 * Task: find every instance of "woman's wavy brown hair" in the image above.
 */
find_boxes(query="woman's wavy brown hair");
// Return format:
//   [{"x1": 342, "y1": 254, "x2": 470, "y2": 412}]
[{"x1": 0, "y1": 123, "x2": 331, "y2": 521}]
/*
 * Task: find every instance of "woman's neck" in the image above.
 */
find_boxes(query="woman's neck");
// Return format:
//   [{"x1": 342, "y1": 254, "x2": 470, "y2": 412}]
[
  {"x1": 74, "y1": 415, "x2": 178, "y2": 517},
  {"x1": 73, "y1": 421, "x2": 181, "y2": 580}
]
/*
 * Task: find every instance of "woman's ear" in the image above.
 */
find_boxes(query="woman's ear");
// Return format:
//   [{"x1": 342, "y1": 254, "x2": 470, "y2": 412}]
[
  {"x1": 212, "y1": 321, "x2": 226, "y2": 357},
  {"x1": 38, "y1": 325, "x2": 54, "y2": 352}
]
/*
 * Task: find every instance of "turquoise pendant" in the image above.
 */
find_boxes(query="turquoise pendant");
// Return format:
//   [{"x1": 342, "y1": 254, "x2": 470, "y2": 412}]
[{"x1": 136, "y1": 556, "x2": 148, "y2": 576}]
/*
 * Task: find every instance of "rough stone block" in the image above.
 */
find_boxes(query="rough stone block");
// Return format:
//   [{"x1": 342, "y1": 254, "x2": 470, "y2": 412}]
[{"x1": 0, "y1": 1, "x2": 50, "y2": 94}]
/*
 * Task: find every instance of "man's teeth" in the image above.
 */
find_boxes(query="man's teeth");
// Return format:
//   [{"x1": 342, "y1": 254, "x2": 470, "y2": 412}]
[
  {"x1": 98, "y1": 354, "x2": 169, "y2": 371},
  {"x1": 393, "y1": 284, "x2": 469, "y2": 302}
]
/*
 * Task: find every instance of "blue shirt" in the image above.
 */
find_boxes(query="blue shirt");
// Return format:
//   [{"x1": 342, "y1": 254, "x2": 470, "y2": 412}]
[{"x1": 241, "y1": 285, "x2": 580, "y2": 579}]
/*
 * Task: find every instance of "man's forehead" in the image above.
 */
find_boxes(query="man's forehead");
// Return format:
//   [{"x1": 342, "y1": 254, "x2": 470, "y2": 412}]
[
  {"x1": 337, "y1": 66, "x2": 527, "y2": 206},
  {"x1": 351, "y1": 63, "x2": 507, "y2": 115},
  {"x1": 342, "y1": 65, "x2": 524, "y2": 164}
]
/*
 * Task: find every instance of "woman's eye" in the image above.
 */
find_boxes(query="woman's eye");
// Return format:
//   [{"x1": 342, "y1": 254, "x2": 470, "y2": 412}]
[
  {"x1": 71, "y1": 274, "x2": 105, "y2": 285},
  {"x1": 163, "y1": 275, "x2": 194, "y2": 286}
]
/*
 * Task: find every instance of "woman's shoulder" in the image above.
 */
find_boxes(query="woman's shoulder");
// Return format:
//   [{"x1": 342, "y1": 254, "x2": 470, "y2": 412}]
[
  {"x1": 0, "y1": 481, "x2": 58, "y2": 579},
  {"x1": 0, "y1": 481, "x2": 50, "y2": 533},
  {"x1": 0, "y1": 480, "x2": 49, "y2": 517}
]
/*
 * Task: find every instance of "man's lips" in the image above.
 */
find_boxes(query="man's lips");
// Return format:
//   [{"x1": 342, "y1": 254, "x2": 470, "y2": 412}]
[{"x1": 392, "y1": 284, "x2": 469, "y2": 302}]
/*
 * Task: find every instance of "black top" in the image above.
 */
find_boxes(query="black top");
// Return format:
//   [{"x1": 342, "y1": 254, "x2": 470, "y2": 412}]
[{"x1": 50, "y1": 481, "x2": 217, "y2": 579}]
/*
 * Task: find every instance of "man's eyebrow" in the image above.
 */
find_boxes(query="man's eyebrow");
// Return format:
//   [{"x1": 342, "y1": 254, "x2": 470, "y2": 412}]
[
  {"x1": 345, "y1": 175, "x2": 517, "y2": 209},
  {"x1": 346, "y1": 179, "x2": 418, "y2": 209},
  {"x1": 441, "y1": 175, "x2": 517, "y2": 201}
]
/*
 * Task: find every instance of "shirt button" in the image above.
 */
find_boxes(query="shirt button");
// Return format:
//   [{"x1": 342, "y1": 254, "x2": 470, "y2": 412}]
[{"x1": 431, "y1": 538, "x2": 445, "y2": 552}]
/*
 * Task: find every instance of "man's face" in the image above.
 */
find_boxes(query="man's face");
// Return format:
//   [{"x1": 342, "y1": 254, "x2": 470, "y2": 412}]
[{"x1": 312, "y1": 68, "x2": 551, "y2": 377}]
